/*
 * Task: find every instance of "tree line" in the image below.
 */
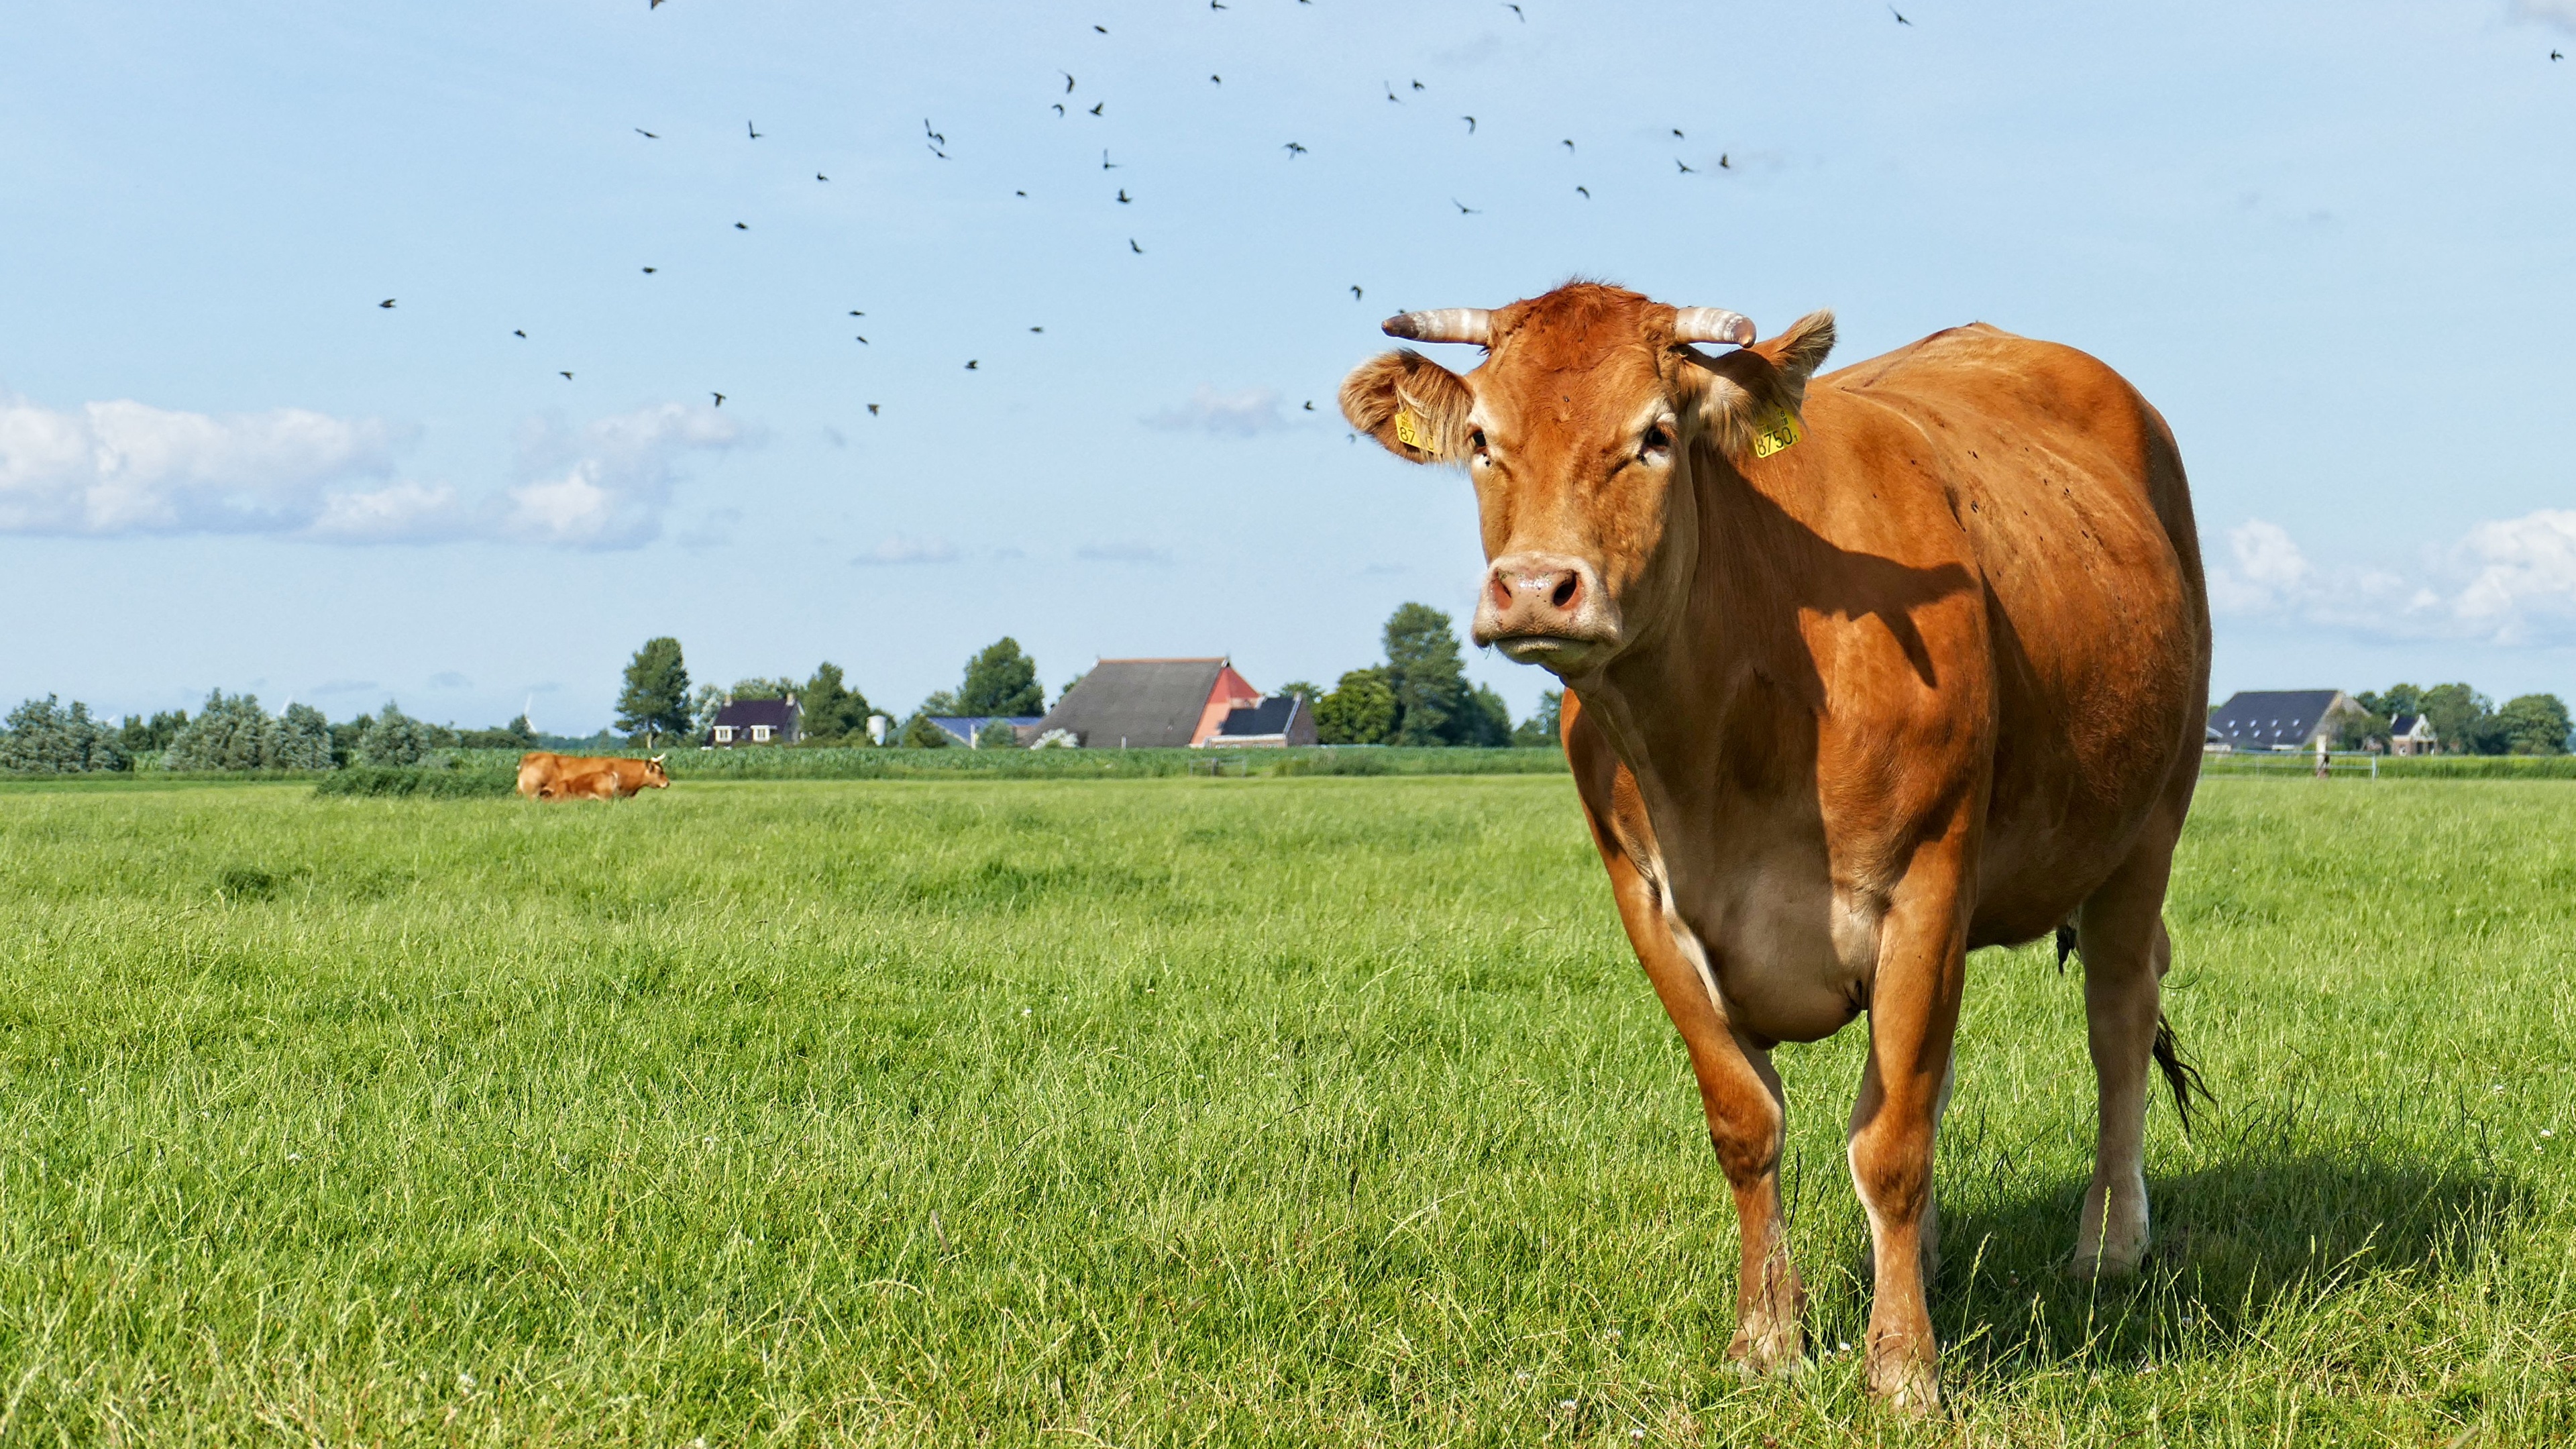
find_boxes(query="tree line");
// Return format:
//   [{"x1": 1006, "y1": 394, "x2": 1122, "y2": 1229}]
[
  {"x1": 0, "y1": 692, "x2": 545, "y2": 775},
  {"x1": 2333, "y1": 682, "x2": 2573, "y2": 755}
]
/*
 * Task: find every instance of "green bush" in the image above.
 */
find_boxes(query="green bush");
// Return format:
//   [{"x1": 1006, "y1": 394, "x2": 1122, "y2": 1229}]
[{"x1": 314, "y1": 765, "x2": 516, "y2": 798}]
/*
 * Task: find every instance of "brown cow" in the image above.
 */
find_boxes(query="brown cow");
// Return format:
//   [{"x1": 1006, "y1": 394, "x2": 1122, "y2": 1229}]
[
  {"x1": 515, "y1": 751, "x2": 564, "y2": 799},
  {"x1": 1341, "y1": 283, "x2": 2210, "y2": 1412},
  {"x1": 529, "y1": 754, "x2": 669, "y2": 801}
]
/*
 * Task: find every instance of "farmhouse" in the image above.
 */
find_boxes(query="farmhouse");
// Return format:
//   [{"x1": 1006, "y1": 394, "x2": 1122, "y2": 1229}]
[
  {"x1": 2387, "y1": 712, "x2": 2438, "y2": 755},
  {"x1": 1203, "y1": 692, "x2": 1318, "y2": 748},
  {"x1": 1033, "y1": 657, "x2": 1263, "y2": 748},
  {"x1": 2205, "y1": 690, "x2": 2359, "y2": 752},
  {"x1": 704, "y1": 696, "x2": 799, "y2": 747}
]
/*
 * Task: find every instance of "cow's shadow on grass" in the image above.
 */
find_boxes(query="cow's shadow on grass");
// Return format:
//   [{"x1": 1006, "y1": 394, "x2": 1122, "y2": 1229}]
[{"x1": 1919, "y1": 1148, "x2": 2525, "y2": 1375}]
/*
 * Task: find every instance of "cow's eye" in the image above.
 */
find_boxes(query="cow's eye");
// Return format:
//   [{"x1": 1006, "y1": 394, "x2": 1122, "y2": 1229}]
[
  {"x1": 1640, "y1": 423, "x2": 1672, "y2": 457},
  {"x1": 1470, "y1": 428, "x2": 1489, "y2": 457}
]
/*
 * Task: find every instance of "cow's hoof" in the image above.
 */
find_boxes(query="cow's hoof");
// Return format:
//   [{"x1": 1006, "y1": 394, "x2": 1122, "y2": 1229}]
[
  {"x1": 1866, "y1": 1344, "x2": 1939, "y2": 1417},
  {"x1": 2064, "y1": 1243, "x2": 2145, "y2": 1280},
  {"x1": 1727, "y1": 1316, "x2": 1805, "y2": 1379}
]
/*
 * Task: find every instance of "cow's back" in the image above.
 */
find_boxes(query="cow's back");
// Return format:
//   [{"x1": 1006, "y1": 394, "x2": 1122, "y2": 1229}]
[{"x1": 1815, "y1": 326, "x2": 2209, "y2": 943}]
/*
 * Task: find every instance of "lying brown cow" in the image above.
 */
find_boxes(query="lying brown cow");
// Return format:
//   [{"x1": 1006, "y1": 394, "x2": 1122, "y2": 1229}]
[
  {"x1": 523, "y1": 753, "x2": 669, "y2": 801},
  {"x1": 1342, "y1": 283, "x2": 2210, "y2": 1412}
]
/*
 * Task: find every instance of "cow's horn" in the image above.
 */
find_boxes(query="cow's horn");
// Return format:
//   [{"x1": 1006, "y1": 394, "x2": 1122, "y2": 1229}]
[
  {"x1": 1381, "y1": 309, "x2": 1491, "y2": 345},
  {"x1": 1671, "y1": 307, "x2": 1757, "y2": 347}
]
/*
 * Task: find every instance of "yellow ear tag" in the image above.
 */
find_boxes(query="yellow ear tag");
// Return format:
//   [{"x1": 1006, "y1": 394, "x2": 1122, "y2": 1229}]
[
  {"x1": 1393, "y1": 408, "x2": 1432, "y2": 451},
  {"x1": 1751, "y1": 407, "x2": 1803, "y2": 459}
]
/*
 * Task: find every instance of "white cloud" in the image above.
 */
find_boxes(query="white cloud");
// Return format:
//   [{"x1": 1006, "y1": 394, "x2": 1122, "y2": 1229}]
[
  {"x1": 1076, "y1": 539, "x2": 1171, "y2": 564},
  {"x1": 500, "y1": 403, "x2": 749, "y2": 549},
  {"x1": 853, "y1": 533, "x2": 958, "y2": 566},
  {"x1": 2512, "y1": 0, "x2": 2576, "y2": 34},
  {"x1": 1144, "y1": 385, "x2": 1293, "y2": 437},
  {"x1": 0, "y1": 391, "x2": 745, "y2": 548},
  {"x1": 0, "y1": 392, "x2": 396, "y2": 534},
  {"x1": 2210, "y1": 510, "x2": 2576, "y2": 645}
]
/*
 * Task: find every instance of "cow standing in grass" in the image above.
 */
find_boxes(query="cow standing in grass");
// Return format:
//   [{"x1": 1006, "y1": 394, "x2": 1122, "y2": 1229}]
[{"x1": 1341, "y1": 283, "x2": 2210, "y2": 1412}]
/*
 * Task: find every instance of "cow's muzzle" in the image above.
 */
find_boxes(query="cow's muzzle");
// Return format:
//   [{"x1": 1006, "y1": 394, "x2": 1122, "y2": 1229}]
[{"x1": 1473, "y1": 553, "x2": 1620, "y2": 670}]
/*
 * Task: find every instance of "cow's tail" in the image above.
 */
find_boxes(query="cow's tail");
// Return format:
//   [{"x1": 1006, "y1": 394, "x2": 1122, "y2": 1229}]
[{"x1": 2151, "y1": 1014, "x2": 2212, "y2": 1138}]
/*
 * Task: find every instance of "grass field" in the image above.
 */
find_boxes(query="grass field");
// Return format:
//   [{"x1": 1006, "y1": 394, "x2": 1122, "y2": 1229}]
[{"x1": 2, "y1": 775, "x2": 2572, "y2": 1445}]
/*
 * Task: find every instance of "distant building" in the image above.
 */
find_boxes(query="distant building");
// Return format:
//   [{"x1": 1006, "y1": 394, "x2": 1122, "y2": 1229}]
[
  {"x1": 926, "y1": 715, "x2": 1044, "y2": 748},
  {"x1": 2205, "y1": 690, "x2": 2359, "y2": 753},
  {"x1": 705, "y1": 696, "x2": 799, "y2": 747},
  {"x1": 1204, "y1": 694, "x2": 1317, "y2": 748},
  {"x1": 2387, "y1": 712, "x2": 2438, "y2": 756},
  {"x1": 1033, "y1": 657, "x2": 1262, "y2": 748}
]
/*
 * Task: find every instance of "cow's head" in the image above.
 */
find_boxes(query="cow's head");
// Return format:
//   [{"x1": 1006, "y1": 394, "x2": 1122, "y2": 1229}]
[
  {"x1": 643, "y1": 755, "x2": 670, "y2": 788},
  {"x1": 1340, "y1": 282, "x2": 1833, "y2": 677}
]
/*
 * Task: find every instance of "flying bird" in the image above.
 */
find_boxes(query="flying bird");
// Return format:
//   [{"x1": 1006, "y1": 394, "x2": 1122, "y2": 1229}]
[
  {"x1": 1053, "y1": 104, "x2": 1065, "y2": 115},
  {"x1": 378, "y1": 298, "x2": 395, "y2": 308},
  {"x1": 748, "y1": 121, "x2": 763, "y2": 138},
  {"x1": 1103, "y1": 150, "x2": 1120, "y2": 168},
  {"x1": 1089, "y1": 101, "x2": 1104, "y2": 115},
  {"x1": 817, "y1": 172, "x2": 828, "y2": 180},
  {"x1": 1116, "y1": 188, "x2": 1131, "y2": 202},
  {"x1": 1303, "y1": 400, "x2": 1316, "y2": 410},
  {"x1": 513, "y1": 329, "x2": 526, "y2": 337},
  {"x1": 855, "y1": 335, "x2": 867, "y2": 343},
  {"x1": 1891, "y1": 5, "x2": 1911, "y2": 21},
  {"x1": 735, "y1": 221, "x2": 748, "y2": 229},
  {"x1": 849, "y1": 309, "x2": 864, "y2": 316},
  {"x1": 1094, "y1": 23, "x2": 1106, "y2": 32},
  {"x1": 651, "y1": 0, "x2": 664, "y2": 8},
  {"x1": 1411, "y1": 79, "x2": 1425, "y2": 90},
  {"x1": 1385, "y1": 82, "x2": 1401, "y2": 102},
  {"x1": 965, "y1": 360, "x2": 979, "y2": 370},
  {"x1": 1575, "y1": 184, "x2": 1589, "y2": 197},
  {"x1": 1676, "y1": 158, "x2": 1695, "y2": 173},
  {"x1": 1350, "y1": 284, "x2": 1362, "y2": 300},
  {"x1": 1211, "y1": 0, "x2": 1226, "y2": 7},
  {"x1": 1562, "y1": 138, "x2": 1575, "y2": 151},
  {"x1": 1672, "y1": 128, "x2": 1685, "y2": 138},
  {"x1": 1505, "y1": 2, "x2": 1523, "y2": 17},
  {"x1": 928, "y1": 142, "x2": 947, "y2": 159},
  {"x1": 635, "y1": 128, "x2": 657, "y2": 139},
  {"x1": 924, "y1": 121, "x2": 945, "y2": 144},
  {"x1": 1462, "y1": 115, "x2": 1476, "y2": 132},
  {"x1": 1719, "y1": 153, "x2": 1731, "y2": 168},
  {"x1": 711, "y1": 392, "x2": 724, "y2": 407},
  {"x1": 1030, "y1": 326, "x2": 1044, "y2": 333},
  {"x1": 559, "y1": 371, "x2": 574, "y2": 380},
  {"x1": 1016, "y1": 189, "x2": 1028, "y2": 195},
  {"x1": 1283, "y1": 141, "x2": 1306, "y2": 156},
  {"x1": 2554, "y1": 48, "x2": 2564, "y2": 59},
  {"x1": 867, "y1": 404, "x2": 879, "y2": 415},
  {"x1": 1211, "y1": 74, "x2": 1221, "y2": 83},
  {"x1": 1452, "y1": 198, "x2": 1480, "y2": 214},
  {"x1": 642, "y1": 266, "x2": 657, "y2": 273},
  {"x1": 1063, "y1": 72, "x2": 1076, "y2": 92},
  {"x1": 1129, "y1": 237, "x2": 1144, "y2": 253}
]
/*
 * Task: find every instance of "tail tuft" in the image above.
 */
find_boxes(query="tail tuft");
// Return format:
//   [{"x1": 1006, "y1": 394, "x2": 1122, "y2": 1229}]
[
  {"x1": 2151, "y1": 1014, "x2": 2212, "y2": 1137},
  {"x1": 2054, "y1": 921, "x2": 2078, "y2": 974}
]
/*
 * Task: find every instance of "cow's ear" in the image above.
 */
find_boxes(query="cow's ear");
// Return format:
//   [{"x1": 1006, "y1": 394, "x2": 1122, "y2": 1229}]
[
  {"x1": 1339, "y1": 350, "x2": 1474, "y2": 464},
  {"x1": 1685, "y1": 309, "x2": 1835, "y2": 463}
]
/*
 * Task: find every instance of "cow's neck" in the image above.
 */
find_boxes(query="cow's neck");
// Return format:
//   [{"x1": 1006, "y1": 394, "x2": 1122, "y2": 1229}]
[{"x1": 1568, "y1": 451, "x2": 1810, "y2": 837}]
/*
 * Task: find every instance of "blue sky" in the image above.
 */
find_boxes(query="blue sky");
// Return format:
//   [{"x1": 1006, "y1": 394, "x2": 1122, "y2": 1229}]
[{"x1": 5, "y1": 0, "x2": 2574, "y2": 731}]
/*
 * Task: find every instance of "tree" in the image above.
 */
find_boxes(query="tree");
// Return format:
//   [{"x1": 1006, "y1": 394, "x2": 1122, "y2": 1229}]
[
  {"x1": 1275, "y1": 680, "x2": 1321, "y2": 704},
  {"x1": 360, "y1": 701, "x2": 436, "y2": 766},
  {"x1": 1513, "y1": 689, "x2": 1564, "y2": 747},
  {"x1": 117, "y1": 709, "x2": 187, "y2": 762},
  {"x1": 272, "y1": 703, "x2": 333, "y2": 770},
  {"x1": 958, "y1": 637, "x2": 1044, "y2": 716},
  {"x1": 800, "y1": 662, "x2": 874, "y2": 742},
  {"x1": 616, "y1": 637, "x2": 693, "y2": 749},
  {"x1": 975, "y1": 718, "x2": 1023, "y2": 749},
  {"x1": 1383, "y1": 603, "x2": 1468, "y2": 745},
  {"x1": 1, "y1": 696, "x2": 125, "y2": 773},
  {"x1": 1462, "y1": 683, "x2": 1513, "y2": 747},
  {"x1": 2418, "y1": 683, "x2": 2489, "y2": 755},
  {"x1": 899, "y1": 711, "x2": 954, "y2": 748},
  {"x1": 686, "y1": 683, "x2": 727, "y2": 741},
  {"x1": 2357, "y1": 683, "x2": 2424, "y2": 721},
  {"x1": 729, "y1": 676, "x2": 800, "y2": 700},
  {"x1": 2493, "y1": 694, "x2": 2571, "y2": 755},
  {"x1": 2331, "y1": 708, "x2": 2389, "y2": 752},
  {"x1": 165, "y1": 692, "x2": 276, "y2": 771},
  {"x1": 329, "y1": 714, "x2": 372, "y2": 768},
  {"x1": 457, "y1": 715, "x2": 539, "y2": 751},
  {"x1": 1315, "y1": 667, "x2": 1397, "y2": 744}
]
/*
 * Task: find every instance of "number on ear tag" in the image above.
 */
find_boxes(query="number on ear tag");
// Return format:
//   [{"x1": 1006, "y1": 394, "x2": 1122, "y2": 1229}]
[
  {"x1": 1752, "y1": 408, "x2": 1803, "y2": 459},
  {"x1": 1394, "y1": 408, "x2": 1431, "y2": 451}
]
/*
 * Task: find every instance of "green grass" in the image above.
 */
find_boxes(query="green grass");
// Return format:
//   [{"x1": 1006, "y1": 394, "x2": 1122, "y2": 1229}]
[{"x1": 1, "y1": 775, "x2": 2571, "y2": 1444}]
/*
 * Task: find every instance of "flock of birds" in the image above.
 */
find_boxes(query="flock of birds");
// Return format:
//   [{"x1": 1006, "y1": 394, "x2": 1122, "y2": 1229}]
[{"x1": 374, "y1": 5, "x2": 2566, "y2": 418}]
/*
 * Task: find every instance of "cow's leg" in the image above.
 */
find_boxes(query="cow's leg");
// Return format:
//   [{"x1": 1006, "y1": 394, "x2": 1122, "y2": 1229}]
[
  {"x1": 1845, "y1": 845, "x2": 1970, "y2": 1415},
  {"x1": 1563, "y1": 702, "x2": 1803, "y2": 1374},
  {"x1": 2070, "y1": 800, "x2": 2187, "y2": 1277}
]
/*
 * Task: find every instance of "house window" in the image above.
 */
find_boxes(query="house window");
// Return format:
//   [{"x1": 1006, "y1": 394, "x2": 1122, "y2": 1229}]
[
  {"x1": 751, "y1": 725, "x2": 771, "y2": 742},
  {"x1": 714, "y1": 726, "x2": 733, "y2": 742}
]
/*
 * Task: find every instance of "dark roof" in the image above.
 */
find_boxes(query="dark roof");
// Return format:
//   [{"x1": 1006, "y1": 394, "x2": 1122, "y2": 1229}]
[
  {"x1": 1035, "y1": 658, "x2": 1227, "y2": 748},
  {"x1": 2392, "y1": 712, "x2": 2426, "y2": 734},
  {"x1": 711, "y1": 698, "x2": 798, "y2": 729},
  {"x1": 2206, "y1": 690, "x2": 2343, "y2": 749},
  {"x1": 1216, "y1": 696, "x2": 1301, "y2": 737}
]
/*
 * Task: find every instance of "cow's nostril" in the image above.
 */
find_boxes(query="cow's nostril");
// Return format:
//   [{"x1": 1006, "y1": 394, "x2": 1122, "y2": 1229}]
[
  {"x1": 1489, "y1": 574, "x2": 1515, "y2": 612},
  {"x1": 1551, "y1": 574, "x2": 1580, "y2": 610}
]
